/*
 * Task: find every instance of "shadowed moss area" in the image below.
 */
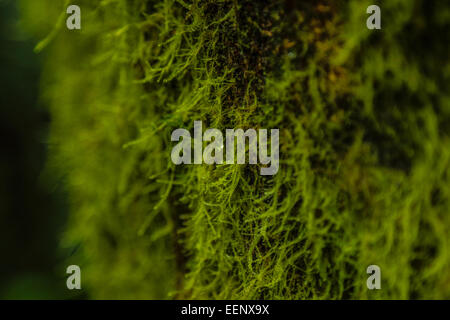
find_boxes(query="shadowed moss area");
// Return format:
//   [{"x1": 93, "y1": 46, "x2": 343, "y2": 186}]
[{"x1": 20, "y1": 0, "x2": 450, "y2": 299}]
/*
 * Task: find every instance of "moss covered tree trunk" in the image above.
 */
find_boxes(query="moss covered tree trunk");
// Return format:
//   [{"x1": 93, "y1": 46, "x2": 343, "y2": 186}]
[{"x1": 21, "y1": 0, "x2": 450, "y2": 299}]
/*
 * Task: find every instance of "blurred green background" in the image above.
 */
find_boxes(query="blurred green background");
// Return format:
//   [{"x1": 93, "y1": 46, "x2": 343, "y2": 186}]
[{"x1": 0, "y1": 0, "x2": 78, "y2": 299}]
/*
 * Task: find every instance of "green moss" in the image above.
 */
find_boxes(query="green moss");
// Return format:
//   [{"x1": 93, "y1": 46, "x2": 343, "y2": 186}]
[{"x1": 22, "y1": 0, "x2": 450, "y2": 299}]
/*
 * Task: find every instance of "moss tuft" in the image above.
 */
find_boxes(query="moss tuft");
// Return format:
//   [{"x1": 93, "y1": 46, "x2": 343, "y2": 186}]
[{"x1": 22, "y1": 0, "x2": 450, "y2": 299}]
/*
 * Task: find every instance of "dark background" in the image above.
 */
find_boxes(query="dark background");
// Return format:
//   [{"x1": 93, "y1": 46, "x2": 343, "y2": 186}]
[{"x1": 0, "y1": 0, "x2": 76, "y2": 299}]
